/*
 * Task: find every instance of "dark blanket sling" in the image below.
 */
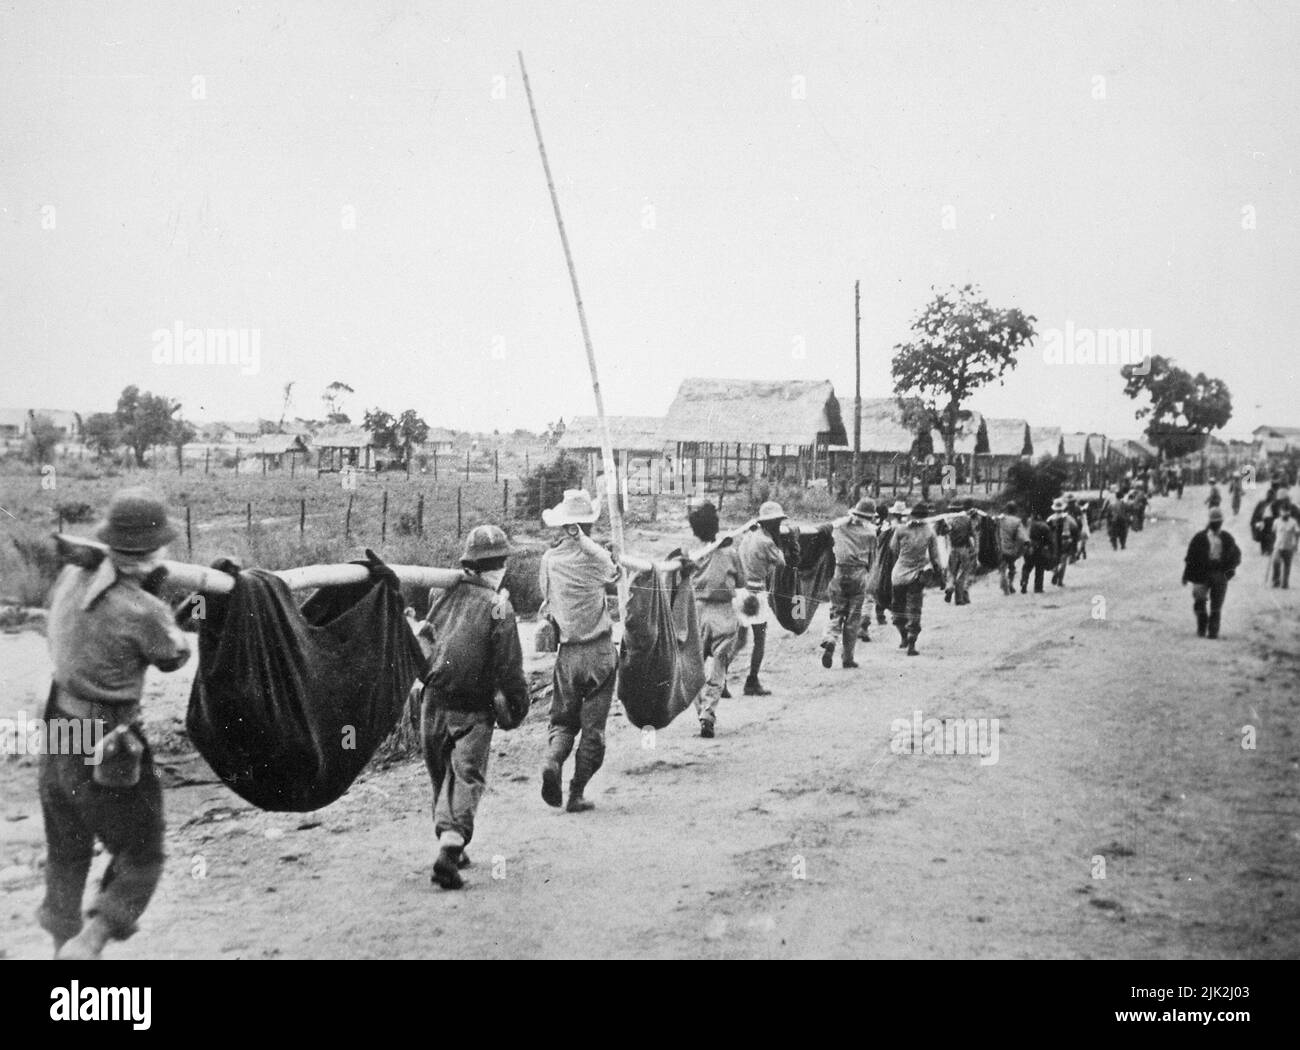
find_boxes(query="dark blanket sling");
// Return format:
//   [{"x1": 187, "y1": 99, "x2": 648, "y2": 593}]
[
  {"x1": 617, "y1": 564, "x2": 706, "y2": 730},
  {"x1": 771, "y1": 523, "x2": 836, "y2": 635},
  {"x1": 186, "y1": 559, "x2": 424, "y2": 812}
]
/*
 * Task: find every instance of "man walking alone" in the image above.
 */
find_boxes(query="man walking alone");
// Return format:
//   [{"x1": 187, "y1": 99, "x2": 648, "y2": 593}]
[
  {"x1": 890, "y1": 503, "x2": 946, "y2": 656},
  {"x1": 1182, "y1": 506, "x2": 1242, "y2": 639}
]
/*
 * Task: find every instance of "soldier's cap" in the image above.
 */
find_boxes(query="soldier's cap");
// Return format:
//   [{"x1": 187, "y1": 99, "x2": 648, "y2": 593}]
[{"x1": 95, "y1": 487, "x2": 177, "y2": 552}]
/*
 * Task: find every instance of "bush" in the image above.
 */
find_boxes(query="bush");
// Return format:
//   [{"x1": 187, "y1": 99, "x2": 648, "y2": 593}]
[
  {"x1": 516, "y1": 452, "x2": 583, "y2": 521},
  {"x1": 54, "y1": 500, "x2": 96, "y2": 524},
  {"x1": 5, "y1": 533, "x2": 61, "y2": 606}
]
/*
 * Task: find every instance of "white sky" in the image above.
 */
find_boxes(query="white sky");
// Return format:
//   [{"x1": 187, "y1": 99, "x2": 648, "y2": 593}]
[{"x1": 2, "y1": 0, "x2": 1297, "y2": 438}]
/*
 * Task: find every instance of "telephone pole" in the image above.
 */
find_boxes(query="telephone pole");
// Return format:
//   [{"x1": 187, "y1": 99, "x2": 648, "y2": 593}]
[{"x1": 853, "y1": 279, "x2": 862, "y2": 496}]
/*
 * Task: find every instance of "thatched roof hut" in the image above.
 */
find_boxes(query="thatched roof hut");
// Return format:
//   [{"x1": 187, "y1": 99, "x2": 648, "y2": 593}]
[
  {"x1": 835, "y1": 397, "x2": 918, "y2": 455},
  {"x1": 981, "y1": 417, "x2": 1032, "y2": 458},
  {"x1": 1030, "y1": 426, "x2": 1064, "y2": 460},
  {"x1": 662, "y1": 378, "x2": 845, "y2": 447},
  {"x1": 558, "y1": 415, "x2": 664, "y2": 455},
  {"x1": 661, "y1": 378, "x2": 846, "y2": 487},
  {"x1": 314, "y1": 425, "x2": 375, "y2": 472}
]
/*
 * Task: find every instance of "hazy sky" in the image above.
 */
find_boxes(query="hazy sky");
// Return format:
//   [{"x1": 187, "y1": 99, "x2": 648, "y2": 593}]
[{"x1": 2, "y1": 0, "x2": 1296, "y2": 438}]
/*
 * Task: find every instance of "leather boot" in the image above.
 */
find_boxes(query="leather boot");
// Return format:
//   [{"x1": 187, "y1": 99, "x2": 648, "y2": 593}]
[{"x1": 566, "y1": 780, "x2": 595, "y2": 812}]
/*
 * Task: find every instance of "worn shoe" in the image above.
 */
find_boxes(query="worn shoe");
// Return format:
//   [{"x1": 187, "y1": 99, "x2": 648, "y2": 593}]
[
  {"x1": 541, "y1": 760, "x2": 563, "y2": 808},
  {"x1": 906, "y1": 640, "x2": 919, "y2": 656},
  {"x1": 820, "y1": 641, "x2": 835, "y2": 669},
  {"x1": 720, "y1": 683, "x2": 731, "y2": 699},
  {"x1": 699, "y1": 720, "x2": 715, "y2": 738},
  {"x1": 566, "y1": 785, "x2": 595, "y2": 812},
  {"x1": 842, "y1": 659, "x2": 859, "y2": 669},
  {"x1": 944, "y1": 589, "x2": 953, "y2": 603},
  {"x1": 432, "y1": 846, "x2": 465, "y2": 890},
  {"x1": 743, "y1": 677, "x2": 771, "y2": 696}
]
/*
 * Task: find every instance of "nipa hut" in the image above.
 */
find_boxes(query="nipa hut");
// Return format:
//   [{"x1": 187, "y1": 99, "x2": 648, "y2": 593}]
[
  {"x1": 557, "y1": 415, "x2": 665, "y2": 498},
  {"x1": 314, "y1": 425, "x2": 375, "y2": 473},
  {"x1": 975, "y1": 417, "x2": 1032, "y2": 485},
  {"x1": 1030, "y1": 426, "x2": 1064, "y2": 461},
  {"x1": 249, "y1": 433, "x2": 310, "y2": 471},
  {"x1": 828, "y1": 397, "x2": 922, "y2": 492},
  {"x1": 660, "y1": 378, "x2": 847, "y2": 494}
]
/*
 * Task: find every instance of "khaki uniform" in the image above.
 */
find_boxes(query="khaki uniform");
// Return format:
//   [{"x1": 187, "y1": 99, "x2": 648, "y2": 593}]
[
  {"x1": 821, "y1": 516, "x2": 876, "y2": 661},
  {"x1": 39, "y1": 563, "x2": 190, "y2": 944},
  {"x1": 539, "y1": 534, "x2": 619, "y2": 792},
  {"x1": 689, "y1": 542, "x2": 744, "y2": 726}
]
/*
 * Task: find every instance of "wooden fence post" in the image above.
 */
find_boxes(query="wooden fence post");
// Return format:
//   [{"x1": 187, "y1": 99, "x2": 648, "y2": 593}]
[
  {"x1": 457, "y1": 486, "x2": 463, "y2": 537},
  {"x1": 417, "y1": 493, "x2": 425, "y2": 537},
  {"x1": 494, "y1": 450, "x2": 499, "y2": 484},
  {"x1": 299, "y1": 499, "x2": 306, "y2": 538},
  {"x1": 465, "y1": 450, "x2": 470, "y2": 481},
  {"x1": 345, "y1": 494, "x2": 354, "y2": 540},
  {"x1": 502, "y1": 479, "x2": 509, "y2": 519},
  {"x1": 381, "y1": 490, "x2": 388, "y2": 543},
  {"x1": 246, "y1": 501, "x2": 252, "y2": 532},
  {"x1": 186, "y1": 505, "x2": 193, "y2": 556},
  {"x1": 234, "y1": 448, "x2": 240, "y2": 474},
  {"x1": 205, "y1": 448, "x2": 210, "y2": 474},
  {"x1": 433, "y1": 450, "x2": 438, "y2": 481}
]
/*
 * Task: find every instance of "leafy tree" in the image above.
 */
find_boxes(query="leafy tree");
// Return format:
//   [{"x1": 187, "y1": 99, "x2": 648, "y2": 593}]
[
  {"x1": 891, "y1": 284, "x2": 1036, "y2": 463},
  {"x1": 171, "y1": 419, "x2": 197, "y2": 468},
  {"x1": 1120, "y1": 355, "x2": 1232, "y2": 461},
  {"x1": 258, "y1": 419, "x2": 282, "y2": 435},
  {"x1": 518, "y1": 453, "x2": 583, "y2": 520},
  {"x1": 363, "y1": 407, "x2": 397, "y2": 447},
  {"x1": 25, "y1": 413, "x2": 61, "y2": 464},
  {"x1": 394, "y1": 409, "x2": 430, "y2": 464},
  {"x1": 81, "y1": 412, "x2": 122, "y2": 458},
  {"x1": 115, "y1": 385, "x2": 180, "y2": 466}
]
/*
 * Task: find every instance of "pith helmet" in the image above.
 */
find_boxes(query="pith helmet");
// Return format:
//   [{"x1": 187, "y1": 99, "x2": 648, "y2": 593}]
[
  {"x1": 95, "y1": 488, "x2": 177, "y2": 552},
  {"x1": 542, "y1": 489, "x2": 601, "y2": 527},
  {"x1": 461, "y1": 524, "x2": 513, "y2": 564},
  {"x1": 850, "y1": 497, "x2": 876, "y2": 518},
  {"x1": 757, "y1": 500, "x2": 787, "y2": 522}
]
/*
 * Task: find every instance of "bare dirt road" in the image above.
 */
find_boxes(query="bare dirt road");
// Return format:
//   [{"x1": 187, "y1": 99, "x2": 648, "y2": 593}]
[{"x1": 3, "y1": 486, "x2": 1298, "y2": 959}]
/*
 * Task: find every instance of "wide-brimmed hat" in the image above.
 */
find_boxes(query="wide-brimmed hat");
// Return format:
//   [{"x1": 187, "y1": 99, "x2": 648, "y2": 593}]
[
  {"x1": 461, "y1": 524, "x2": 514, "y2": 565},
  {"x1": 910, "y1": 502, "x2": 929, "y2": 519},
  {"x1": 1051, "y1": 497, "x2": 1067, "y2": 511},
  {"x1": 688, "y1": 501, "x2": 719, "y2": 534},
  {"x1": 962, "y1": 497, "x2": 975, "y2": 510},
  {"x1": 95, "y1": 488, "x2": 177, "y2": 552},
  {"x1": 757, "y1": 500, "x2": 787, "y2": 522},
  {"x1": 850, "y1": 497, "x2": 876, "y2": 519},
  {"x1": 542, "y1": 489, "x2": 601, "y2": 527},
  {"x1": 888, "y1": 499, "x2": 908, "y2": 517},
  {"x1": 1207, "y1": 506, "x2": 1225, "y2": 522}
]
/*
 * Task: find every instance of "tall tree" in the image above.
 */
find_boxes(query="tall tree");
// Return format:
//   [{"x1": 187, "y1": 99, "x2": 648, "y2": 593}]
[
  {"x1": 394, "y1": 409, "x2": 430, "y2": 464},
  {"x1": 116, "y1": 385, "x2": 181, "y2": 466},
  {"x1": 891, "y1": 284, "x2": 1036, "y2": 464},
  {"x1": 1120, "y1": 355, "x2": 1232, "y2": 461}
]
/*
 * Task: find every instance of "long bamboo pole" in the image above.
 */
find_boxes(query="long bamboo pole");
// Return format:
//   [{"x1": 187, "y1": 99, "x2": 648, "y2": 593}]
[{"x1": 518, "y1": 51, "x2": 629, "y2": 612}]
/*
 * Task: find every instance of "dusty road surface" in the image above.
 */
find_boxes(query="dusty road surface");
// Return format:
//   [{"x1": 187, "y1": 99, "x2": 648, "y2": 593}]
[{"x1": 3, "y1": 487, "x2": 1298, "y2": 959}]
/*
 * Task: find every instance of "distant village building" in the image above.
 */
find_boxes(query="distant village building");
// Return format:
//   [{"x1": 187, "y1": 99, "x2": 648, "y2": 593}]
[
  {"x1": 248, "y1": 433, "x2": 311, "y2": 470},
  {"x1": 660, "y1": 378, "x2": 847, "y2": 493},
  {"x1": 314, "y1": 425, "x2": 376, "y2": 473},
  {"x1": 558, "y1": 415, "x2": 665, "y2": 496},
  {"x1": 424, "y1": 428, "x2": 457, "y2": 455},
  {"x1": 1030, "y1": 425, "x2": 1065, "y2": 461},
  {"x1": 828, "y1": 397, "x2": 920, "y2": 490},
  {"x1": 0, "y1": 408, "x2": 83, "y2": 442}
]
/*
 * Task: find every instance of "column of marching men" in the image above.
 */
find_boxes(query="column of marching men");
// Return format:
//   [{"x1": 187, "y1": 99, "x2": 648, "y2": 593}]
[{"x1": 32, "y1": 472, "x2": 1294, "y2": 955}]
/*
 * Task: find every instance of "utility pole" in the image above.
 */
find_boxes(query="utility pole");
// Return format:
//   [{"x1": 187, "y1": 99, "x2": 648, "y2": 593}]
[{"x1": 853, "y1": 279, "x2": 862, "y2": 498}]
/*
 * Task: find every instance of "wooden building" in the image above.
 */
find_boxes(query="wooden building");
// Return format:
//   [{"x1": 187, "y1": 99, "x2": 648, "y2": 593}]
[
  {"x1": 249, "y1": 433, "x2": 311, "y2": 471},
  {"x1": 660, "y1": 378, "x2": 847, "y2": 495},
  {"x1": 314, "y1": 425, "x2": 375, "y2": 473},
  {"x1": 557, "y1": 415, "x2": 665, "y2": 498}
]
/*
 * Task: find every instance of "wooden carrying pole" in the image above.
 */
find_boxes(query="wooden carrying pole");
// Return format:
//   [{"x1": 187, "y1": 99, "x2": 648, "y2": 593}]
[
  {"x1": 56, "y1": 534, "x2": 463, "y2": 596},
  {"x1": 519, "y1": 51, "x2": 629, "y2": 612}
]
